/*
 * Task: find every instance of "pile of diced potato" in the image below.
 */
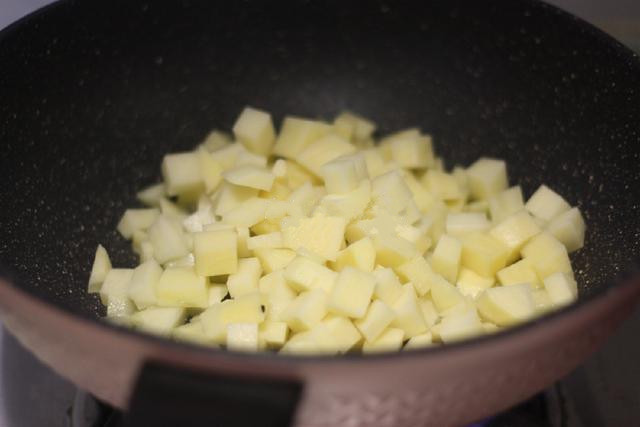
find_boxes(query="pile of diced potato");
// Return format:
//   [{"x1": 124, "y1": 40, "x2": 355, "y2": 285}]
[{"x1": 88, "y1": 107, "x2": 586, "y2": 354}]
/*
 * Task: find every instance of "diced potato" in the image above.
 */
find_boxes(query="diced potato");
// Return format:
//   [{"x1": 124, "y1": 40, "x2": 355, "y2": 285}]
[
  {"x1": 422, "y1": 170, "x2": 464, "y2": 202},
  {"x1": 477, "y1": 283, "x2": 536, "y2": 326},
  {"x1": 162, "y1": 152, "x2": 204, "y2": 198},
  {"x1": 418, "y1": 298, "x2": 439, "y2": 328},
  {"x1": 273, "y1": 117, "x2": 332, "y2": 159},
  {"x1": 445, "y1": 212, "x2": 490, "y2": 238},
  {"x1": 331, "y1": 237, "x2": 376, "y2": 273},
  {"x1": 381, "y1": 128, "x2": 434, "y2": 169},
  {"x1": 201, "y1": 129, "x2": 231, "y2": 152},
  {"x1": 431, "y1": 234, "x2": 462, "y2": 283},
  {"x1": 488, "y1": 186, "x2": 524, "y2": 223},
  {"x1": 159, "y1": 198, "x2": 187, "y2": 219},
  {"x1": 222, "y1": 197, "x2": 269, "y2": 227},
  {"x1": 172, "y1": 320, "x2": 215, "y2": 345},
  {"x1": 465, "y1": 158, "x2": 507, "y2": 200},
  {"x1": 156, "y1": 267, "x2": 208, "y2": 308},
  {"x1": 88, "y1": 244, "x2": 112, "y2": 293},
  {"x1": 372, "y1": 267, "x2": 404, "y2": 306},
  {"x1": 430, "y1": 274, "x2": 464, "y2": 312},
  {"x1": 127, "y1": 260, "x2": 162, "y2": 309},
  {"x1": 232, "y1": 107, "x2": 275, "y2": 156},
  {"x1": 531, "y1": 289, "x2": 553, "y2": 313},
  {"x1": 106, "y1": 296, "x2": 136, "y2": 319},
  {"x1": 456, "y1": 268, "x2": 494, "y2": 299},
  {"x1": 333, "y1": 111, "x2": 376, "y2": 142},
  {"x1": 282, "y1": 288, "x2": 328, "y2": 332},
  {"x1": 372, "y1": 233, "x2": 417, "y2": 268},
  {"x1": 391, "y1": 284, "x2": 428, "y2": 338},
  {"x1": 546, "y1": 207, "x2": 586, "y2": 253},
  {"x1": 287, "y1": 182, "x2": 324, "y2": 216},
  {"x1": 460, "y1": 232, "x2": 509, "y2": 277},
  {"x1": 371, "y1": 170, "x2": 413, "y2": 215},
  {"x1": 235, "y1": 149, "x2": 268, "y2": 168},
  {"x1": 197, "y1": 147, "x2": 223, "y2": 194},
  {"x1": 395, "y1": 255, "x2": 434, "y2": 296},
  {"x1": 281, "y1": 215, "x2": 346, "y2": 262},
  {"x1": 131, "y1": 307, "x2": 186, "y2": 336},
  {"x1": 362, "y1": 328, "x2": 405, "y2": 353},
  {"x1": 489, "y1": 211, "x2": 541, "y2": 263},
  {"x1": 148, "y1": 215, "x2": 189, "y2": 264},
  {"x1": 227, "y1": 322, "x2": 259, "y2": 351},
  {"x1": 201, "y1": 293, "x2": 265, "y2": 342},
  {"x1": 193, "y1": 229, "x2": 238, "y2": 277},
  {"x1": 321, "y1": 153, "x2": 368, "y2": 194},
  {"x1": 99, "y1": 268, "x2": 134, "y2": 305},
  {"x1": 361, "y1": 148, "x2": 387, "y2": 178},
  {"x1": 261, "y1": 273, "x2": 297, "y2": 321},
  {"x1": 496, "y1": 258, "x2": 541, "y2": 289},
  {"x1": 396, "y1": 222, "x2": 432, "y2": 255},
  {"x1": 355, "y1": 299, "x2": 396, "y2": 342},
  {"x1": 117, "y1": 209, "x2": 159, "y2": 239},
  {"x1": 260, "y1": 321, "x2": 289, "y2": 349},
  {"x1": 317, "y1": 180, "x2": 371, "y2": 222},
  {"x1": 137, "y1": 183, "x2": 165, "y2": 208},
  {"x1": 521, "y1": 232, "x2": 573, "y2": 280},
  {"x1": 328, "y1": 267, "x2": 376, "y2": 319},
  {"x1": 323, "y1": 316, "x2": 362, "y2": 353},
  {"x1": 247, "y1": 232, "x2": 283, "y2": 251},
  {"x1": 438, "y1": 310, "x2": 484, "y2": 343},
  {"x1": 211, "y1": 183, "x2": 259, "y2": 216},
  {"x1": 284, "y1": 255, "x2": 337, "y2": 294},
  {"x1": 404, "y1": 332, "x2": 433, "y2": 350},
  {"x1": 227, "y1": 258, "x2": 262, "y2": 298},
  {"x1": 222, "y1": 164, "x2": 275, "y2": 192},
  {"x1": 254, "y1": 248, "x2": 296, "y2": 273},
  {"x1": 297, "y1": 134, "x2": 356, "y2": 177},
  {"x1": 208, "y1": 284, "x2": 228, "y2": 305},
  {"x1": 525, "y1": 185, "x2": 571, "y2": 223},
  {"x1": 543, "y1": 272, "x2": 578, "y2": 307}
]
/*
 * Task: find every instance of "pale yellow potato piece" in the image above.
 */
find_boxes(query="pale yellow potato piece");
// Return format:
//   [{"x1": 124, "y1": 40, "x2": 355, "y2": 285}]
[
  {"x1": 284, "y1": 160, "x2": 322, "y2": 189},
  {"x1": 201, "y1": 293, "x2": 265, "y2": 342},
  {"x1": 227, "y1": 257, "x2": 262, "y2": 298},
  {"x1": 117, "y1": 208, "x2": 159, "y2": 239},
  {"x1": 361, "y1": 148, "x2": 387, "y2": 178},
  {"x1": 328, "y1": 267, "x2": 376, "y2": 319},
  {"x1": 284, "y1": 255, "x2": 337, "y2": 294},
  {"x1": 137, "y1": 183, "x2": 165, "y2": 208},
  {"x1": 371, "y1": 170, "x2": 413, "y2": 215},
  {"x1": 223, "y1": 164, "x2": 275, "y2": 191},
  {"x1": 456, "y1": 268, "x2": 494, "y2": 299},
  {"x1": 404, "y1": 332, "x2": 433, "y2": 350},
  {"x1": 99, "y1": 268, "x2": 134, "y2": 305},
  {"x1": 131, "y1": 307, "x2": 186, "y2": 336},
  {"x1": 543, "y1": 272, "x2": 578, "y2": 307},
  {"x1": 521, "y1": 232, "x2": 573, "y2": 280},
  {"x1": 496, "y1": 258, "x2": 541, "y2": 289},
  {"x1": 418, "y1": 298, "x2": 439, "y2": 328},
  {"x1": 297, "y1": 134, "x2": 356, "y2": 177},
  {"x1": 390, "y1": 284, "x2": 428, "y2": 338},
  {"x1": 127, "y1": 259, "x2": 162, "y2": 309},
  {"x1": 287, "y1": 182, "x2": 325, "y2": 216},
  {"x1": 362, "y1": 328, "x2": 405, "y2": 353},
  {"x1": 333, "y1": 111, "x2": 376, "y2": 142},
  {"x1": 161, "y1": 152, "x2": 203, "y2": 197},
  {"x1": 247, "y1": 232, "x2": 283, "y2": 251},
  {"x1": 172, "y1": 320, "x2": 216, "y2": 346},
  {"x1": 488, "y1": 186, "x2": 524, "y2": 223},
  {"x1": 430, "y1": 274, "x2": 464, "y2": 312},
  {"x1": 466, "y1": 157, "x2": 507, "y2": 200},
  {"x1": 431, "y1": 234, "x2": 462, "y2": 283},
  {"x1": 438, "y1": 310, "x2": 484, "y2": 343},
  {"x1": 460, "y1": 232, "x2": 509, "y2": 277},
  {"x1": 546, "y1": 207, "x2": 586, "y2": 253},
  {"x1": 261, "y1": 272, "x2": 297, "y2": 321},
  {"x1": 211, "y1": 183, "x2": 259, "y2": 216},
  {"x1": 531, "y1": 289, "x2": 553, "y2": 313},
  {"x1": 386, "y1": 129, "x2": 434, "y2": 169},
  {"x1": 372, "y1": 267, "x2": 404, "y2": 306},
  {"x1": 193, "y1": 229, "x2": 238, "y2": 277},
  {"x1": 372, "y1": 233, "x2": 417, "y2": 268},
  {"x1": 260, "y1": 321, "x2": 289, "y2": 349},
  {"x1": 156, "y1": 267, "x2": 208, "y2": 308},
  {"x1": 490, "y1": 210, "x2": 541, "y2": 263},
  {"x1": 445, "y1": 212, "x2": 490, "y2": 238},
  {"x1": 208, "y1": 284, "x2": 228, "y2": 305},
  {"x1": 395, "y1": 255, "x2": 434, "y2": 296},
  {"x1": 477, "y1": 283, "x2": 536, "y2": 326},
  {"x1": 88, "y1": 244, "x2": 112, "y2": 293},
  {"x1": 148, "y1": 215, "x2": 189, "y2": 264},
  {"x1": 421, "y1": 170, "x2": 465, "y2": 202},
  {"x1": 227, "y1": 322, "x2": 259, "y2": 352},
  {"x1": 321, "y1": 153, "x2": 368, "y2": 194},
  {"x1": 331, "y1": 237, "x2": 376, "y2": 273},
  {"x1": 273, "y1": 117, "x2": 332, "y2": 159},
  {"x1": 316, "y1": 180, "x2": 371, "y2": 222},
  {"x1": 355, "y1": 299, "x2": 396, "y2": 342},
  {"x1": 254, "y1": 248, "x2": 296, "y2": 273},
  {"x1": 197, "y1": 147, "x2": 223, "y2": 194},
  {"x1": 232, "y1": 107, "x2": 275, "y2": 156},
  {"x1": 201, "y1": 129, "x2": 231, "y2": 152},
  {"x1": 281, "y1": 215, "x2": 346, "y2": 262},
  {"x1": 282, "y1": 288, "x2": 328, "y2": 332},
  {"x1": 222, "y1": 197, "x2": 269, "y2": 227},
  {"x1": 323, "y1": 315, "x2": 362, "y2": 353},
  {"x1": 525, "y1": 185, "x2": 571, "y2": 223}
]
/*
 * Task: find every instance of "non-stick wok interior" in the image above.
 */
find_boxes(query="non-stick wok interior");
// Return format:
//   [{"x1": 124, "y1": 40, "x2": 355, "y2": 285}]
[{"x1": 0, "y1": 0, "x2": 639, "y2": 320}]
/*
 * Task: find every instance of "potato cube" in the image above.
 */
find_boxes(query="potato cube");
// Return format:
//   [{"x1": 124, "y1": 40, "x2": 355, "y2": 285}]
[
  {"x1": 460, "y1": 232, "x2": 509, "y2": 277},
  {"x1": 490, "y1": 211, "x2": 541, "y2": 263},
  {"x1": 282, "y1": 288, "x2": 328, "y2": 332},
  {"x1": 438, "y1": 310, "x2": 484, "y2": 343},
  {"x1": 273, "y1": 117, "x2": 332, "y2": 159},
  {"x1": 287, "y1": 182, "x2": 324, "y2": 216},
  {"x1": 197, "y1": 148, "x2": 223, "y2": 194},
  {"x1": 385, "y1": 129, "x2": 434, "y2": 169},
  {"x1": 88, "y1": 244, "x2": 112, "y2": 293},
  {"x1": 418, "y1": 298, "x2": 439, "y2": 327},
  {"x1": 372, "y1": 267, "x2": 404, "y2": 306},
  {"x1": 321, "y1": 153, "x2": 368, "y2": 194},
  {"x1": 521, "y1": 232, "x2": 573, "y2": 280},
  {"x1": 430, "y1": 274, "x2": 464, "y2": 312},
  {"x1": 193, "y1": 229, "x2": 238, "y2": 277},
  {"x1": 106, "y1": 296, "x2": 136, "y2": 320},
  {"x1": 525, "y1": 185, "x2": 571, "y2": 223},
  {"x1": 284, "y1": 160, "x2": 322, "y2": 189},
  {"x1": 422, "y1": 170, "x2": 464, "y2": 201},
  {"x1": 391, "y1": 284, "x2": 428, "y2": 338},
  {"x1": 201, "y1": 293, "x2": 265, "y2": 342},
  {"x1": 371, "y1": 170, "x2": 413, "y2": 215},
  {"x1": 323, "y1": 316, "x2": 362, "y2": 353},
  {"x1": 546, "y1": 207, "x2": 586, "y2": 253},
  {"x1": 355, "y1": 300, "x2": 396, "y2": 342},
  {"x1": 431, "y1": 234, "x2": 462, "y2": 283},
  {"x1": 131, "y1": 307, "x2": 186, "y2": 336},
  {"x1": 211, "y1": 183, "x2": 259, "y2": 216},
  {"x1": 117, "y1": 208, "x2": 160, "y2": 239},
  {"x1": 372, "y1": 233, "x2": 417, "y2": 268},
  {"x1": 488, "y1": 186, "x2": 524, "y2": 223},
  {"x1": 297, "y1": 134, "x2": 356, "y2": 177},
  {"x1": 161, "y1": 152, "x2": 203, "y2": 197},
  {"x1": 227, "y1": 257, "x2": 262, "y2": 298},
  {"x1": 543, "y1": 272, "x2": 578, "y2": 307},
  {"x1": 201, "y1": 130, "x2": 231, "y2": 152},
  {"x1": 395, "y1": 222, "x2": 432, "y2": 255},
  {"x1": 331, "y1": 237, "x2": 376, "y2": 273},
  {"x1": 395, "y1": 255, "x2": 434, "y2": 296},
  {"x1": 156, "y1": 267, "x2": 208, "y2": 308},
  {"x1": 362, "y1": 328, "x2": 405, "y2": 353},
  {"x1": 284, "y1": 256, "x2": 337, "y2": 294},
  {"x1": 531, "y1": 289, "x2": 553, "y2": 313},
  {"x1": 281, "y1": 215, "x2": 346, "y2": 261},
  {"x1": 279, "y1": 331, "x2": 318, "y2": 354},
  {"x1": 445, "y1": 212, "x2": 490, "y2": 238},
  {"x1": 232, "y1": 107, "x2": 275, "y2": 156},
  {"x1": 99, "y1": 268, "x2": 134, "y2": 305},
  {"x1": 127, "y1": 260, "x2": 162, "y2": 309},
  {"x1": 172, "y1": 320, "x2": 215, "y2": 346},
  {"x1": 404, "y1": 332, "x2": 433, "y2": 350},
  {"x1": 222, "y1": 165, "x2": 275, "y2": 192},
  {"x1": 466, "y1": 158, "x2": 508, "y2": 200},
  {"x1": 317, "y1": 180, "x2": 371, "y2": 222},
  {"x1": 456, "y1": 268, "x2": 494, "y2": 299},
  {"x1": 477, "y1": 283, "x2": 535, "y2": 326},
  {"x1": 261, "y1": 274, "x2": 297, "y2": 321},
  {"x1": 222, "y1": 197, "x2": 269, "y2": 227},
  {"x1": 333, "y1": 111, "x2": 376, "y2": 142},
  {"x1": 148, "y1": 215, "x2": 189, "y2": 264},
  {"x1": 496, "y1": 258, "x2": 541, "y2": 288},
  {"x1": 254, "y1": 248, "x2": 296, "y2": 273},
  {"x1": 208, "y1": 284, "x2": 228, "y2": 305},
  {"x1": 226, "y1": 322, "x2": 259, "y2": 352},
  {"x1": 328, "y1": 267, "x2": 376, "y2": 319},
  {"x1": 247, "y1": 232, "x2": 283, "y2": 251},
  {"x1": 137, "y1": 183, "x2": 165, "y2": 208},
  {"x1": 260, "y1": 321, "x2": 289, "y2": 349}
]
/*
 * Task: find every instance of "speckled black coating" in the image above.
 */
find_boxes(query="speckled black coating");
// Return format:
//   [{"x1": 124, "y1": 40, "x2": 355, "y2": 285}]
[{"x1": 0, "y1": 0, "x2": 638, "y2": 320}]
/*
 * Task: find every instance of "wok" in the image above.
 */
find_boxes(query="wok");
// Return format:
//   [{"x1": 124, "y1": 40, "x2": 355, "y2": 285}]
[{"x1": 0, "y1": 0, "x2": 639, "y2": 426}]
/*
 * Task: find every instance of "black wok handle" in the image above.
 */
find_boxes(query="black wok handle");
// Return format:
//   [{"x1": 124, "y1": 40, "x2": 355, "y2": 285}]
[{"x1": 125, "y1": 361, "x2": 303, "y2": 427}]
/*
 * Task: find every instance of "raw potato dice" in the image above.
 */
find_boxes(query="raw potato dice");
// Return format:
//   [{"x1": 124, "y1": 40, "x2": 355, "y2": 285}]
[
  {"x1": 223, "y1": 165, "x2": 275, "y2": 191},
  {"x1": 328, "y1": 267, "x2": 376, "y2": 319},
  {"x1": 212, "y1": 183, "x2": 259, "y2": 216},
  {"x1": 282, "y1": 215, "x2": 346, "y2": 262},
  {"x1": 227, "y1": 323, "x2": 259, "y2": 351},
  {"x1": 418, "y1": 298, "x2": 439, "y2": 327},
  {"x1": 99, "y1": 268, "x2": 134, "y2": 305},
  {"x1": 496, "y1": 258, "x2": 541, "y2": 289},
  {"x1": 404, "y1": 332, "x2": 433, "y2": 350},
  {"x1": 477, "y1": 283, "x2": 535, "y2": 326},
  {"x1": 445, "y1": 212, "x2": 490, "y2": 238},
  {"x1": 148, "y1": 216, "x2": 189, "y2": 264},
  {"x1": 362, "y1": 328, "x2": 405, "y2": 353},
  {"x1": 488, "y1": 186, "x2": 524, "y2": 223},
  {"x1": 106, "y1": 296, "x2": 136, "y2": 320},
  {"x1": 521, "y1": 232, "x2": 573, "y2": 280},
  {"x1": 372, "y1": 267, "x2": 404, "y2": 306},
  {"x1": 395, "y1": 255, "x2": 434, "y2": 296},
  {"x1": 137, "y1": 183, "x2": 165, "y2": 207},
  {"x1": 88, "y1": 244, "x2": 112, "y2": 293},
  {"x1": 321, "y1": 154, "x2": 368, "y2": 194},
  {"x1": 466, "y1": 158, "x2": 507, "y2": 200},
  {"x1": 422, "y1": 170, "x2": 464, "y2": 201},
  {"x1": 543, "y1": 272, "x2": 578, "y2": 307},
  {"x1": 201, "y1": 293, "x2": 265, "y2": 342},
  {"x1": 117, "y1": 209, "x2": 159, "y2": 239},
  {"x1": 532, "y1": 289, "x2": 553, "y2": 313},
  {"x1": 490, "y1": 211, "x2": 541, "y2": 263},
  {"x1": 284, "y1": 160, "x2": 322, "y2": 188},
  {"x1": 333, "y1": 111, "x2": 376, "y2": 142},
  {"x1": 227, "y1": 258, "x2": 262, "y2": 298},
  {"x1": 162, "y1": 152, "x2": 203, "y2": 197},
  {"x1": 247, "y1": 232, "x2": 283, "y2": 251},
  {"x1": 331, "y1": 237, "x2": 376, "y2": 273},
  {"x1": 438, "y1": 310, "x2": 484, "y2": 343},
  {"x1": 261, "y1": 274, "x2": 297, "y2": 321},
  {"x1": 232, "y1": 107, "x2": 275, "y2": 156},
  {"x1": 525, "y1": 185, "x2": 571, "y2": 223},
  {"x1": 254, "y1": 248, "x2": 296, "y2": 273},
  {"x1": 317, "y1": 180, "x2": 371, "y2": 222},
  {"x1": 273, "y1": 117, "x2": 332, "y2": 159},
  {"x1": 430, "y1": 274, "x2": 464, "y2": 312},
  {"x1": 131, "y1": 307, "x2": 186, "y2": 336},
  {"x1": 297, "y1": 134, "x2": 356, "y2": 177},
  {"x1": 461, "y1": 232, "x2": 509, "y2": 277},
  {"x1": 456, "y1": 268, "x2": 494, "y2": 299},
  {"x1": 372, "y1": 234, "x2": 417, "y2": 268},
  {"x1": 193, "y1": 229, "x2": 238, "y2": 277},
  {"x1": 173, "y1": 320, "x2": 215, "y2": 346},
  {"x1": 282, "y1": 288, "x2": 328, "y2": 332},
  {"x1": 431, "y1": 234, "x2": 462, "y2": 283},
  {"x1": 222, "y1": 198, "x2": 269, "y2": 227},
  {"x1": 391, "y1": 284, "x2": 428, "y2": 338},
  {"x1": 201, "y1": 130, "x2": 231, "y2": 153},
  {"x1": 386, "y1": 130, "x2": 435, "y2": 169},
  {"x1": 260, "y1": 321, "x2": 289, "y2": 348},
  {"x1": 546, "y1": 207, "x2": 586, "y2": 252},
  {"x1": 288, "y1": 182, "x2": 324, "y2": 216},
  {"x1": 371, "y1": 171, "x2": 413, "y2": 215},
  {"x1": 355, "y1": 299, "x2": 396, "y2": 342},
  {"x1": 208, "y1": 284, "x2": 228, "y2": 305},
  {"x1": 197, "y1": 148, "x2": 223, "y2": 194},
  {"x1": 156, "y1": 267, "x2": 208, "y2": 308},
  {"x1": 323, "y1": 316, "x2": 362, "y2": 353},
  {"x1": 284, "y1": 256, "x2": 337, "y2": 294},
  {"x1": 128, "y1": 260, "x2": 162, "y2": 309}
]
